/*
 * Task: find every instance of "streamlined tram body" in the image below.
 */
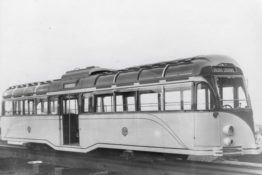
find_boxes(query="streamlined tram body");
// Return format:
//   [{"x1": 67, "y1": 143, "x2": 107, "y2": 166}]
[{"x1": 1, "y1": 55, "x2": 260, "y2": 156}]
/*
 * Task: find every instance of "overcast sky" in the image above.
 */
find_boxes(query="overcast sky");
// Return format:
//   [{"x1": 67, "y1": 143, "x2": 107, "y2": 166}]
[{"x1": 1, "y1": 0, "x2": 262, "y2": 123}]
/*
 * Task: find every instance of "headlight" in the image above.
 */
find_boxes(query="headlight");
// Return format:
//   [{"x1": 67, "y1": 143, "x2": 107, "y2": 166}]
[
  {"x1": 223, "y1": 125, "x2": 234, "y2": 136},
  {"x1": 224, "y1": 137, "x2": 234, "y2": 146}
]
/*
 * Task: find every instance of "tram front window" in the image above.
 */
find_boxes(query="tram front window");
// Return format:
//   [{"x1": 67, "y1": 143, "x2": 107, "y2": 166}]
[{"x1": 217, "y1": 77, "x2": 249, "y2": 109}]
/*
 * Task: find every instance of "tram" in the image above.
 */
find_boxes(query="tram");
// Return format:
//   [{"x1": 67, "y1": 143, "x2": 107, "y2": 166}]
[{"x1": 1, "y1": 55, "x2": 260, "y2": 156}]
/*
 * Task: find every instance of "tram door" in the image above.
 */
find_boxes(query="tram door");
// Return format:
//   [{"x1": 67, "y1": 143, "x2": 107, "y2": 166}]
[
  {"x1": 194, "y1": 83, "x2": 220, "y2": 146},
  {"x1": 61, "y1": 95, "x2": 79, "y2": 145}
]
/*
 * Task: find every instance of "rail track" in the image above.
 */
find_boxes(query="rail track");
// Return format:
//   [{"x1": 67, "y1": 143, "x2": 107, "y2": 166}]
[{"x1": 0, "y1": 144, "x2": 261, "y2": 175}]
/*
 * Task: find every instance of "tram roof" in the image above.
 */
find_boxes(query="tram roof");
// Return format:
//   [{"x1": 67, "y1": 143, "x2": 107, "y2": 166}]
[{"x1": 3, "y1": 55, "x2": 242, "y2": 99}]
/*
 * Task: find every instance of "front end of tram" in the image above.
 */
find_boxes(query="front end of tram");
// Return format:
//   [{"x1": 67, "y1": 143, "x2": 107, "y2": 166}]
[{"x1": 205, "y1": 62, "x2": 260, "y2": 156}]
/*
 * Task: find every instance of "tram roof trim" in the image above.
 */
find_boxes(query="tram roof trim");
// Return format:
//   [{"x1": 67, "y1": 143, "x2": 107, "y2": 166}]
[
  {"x1": 36, "y1": 84, "x2": 50, "y2": 95},
  {"x1": 116, "y1": 71, "x2": 140, "y2": 86},
  {"x1": 96, "y1": 74, "x2": 115, "y2": 88},
  {"x1": 139, "y1": 67, "x2": 165, "y2": 84},
  {"x1": 23, "y1": 86, "x2": 36, "y2": 96},
  {"x1": 3, "y1": 80, "x2": 53, "y2": 99},
  {"x1": 3, "y1": 55, "x2": 242, "y2": 99}
]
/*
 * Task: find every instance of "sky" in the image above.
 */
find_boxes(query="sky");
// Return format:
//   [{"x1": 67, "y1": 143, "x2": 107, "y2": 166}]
[{"x1": 0, "y1": 0, "x2": 262, "y2": 123}]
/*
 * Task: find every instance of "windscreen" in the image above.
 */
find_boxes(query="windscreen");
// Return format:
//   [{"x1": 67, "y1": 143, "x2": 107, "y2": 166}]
[{"x1": 217, "y1": 77, "x2": 250, "y2": 109}]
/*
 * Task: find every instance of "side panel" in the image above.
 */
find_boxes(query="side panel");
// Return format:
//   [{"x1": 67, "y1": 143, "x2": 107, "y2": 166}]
[
  {"x1": 79, "y1": 112, "x2": 195, "y2": 149},
  {"x1": 1, "y1": 116, "x2": 61, "y2": 146},
  {"x1": 1, "y1": 112, "x2": 257, "y2": 155},
  {"x1": 194, "y1": 112, "x2": 221, "y2": 146}
]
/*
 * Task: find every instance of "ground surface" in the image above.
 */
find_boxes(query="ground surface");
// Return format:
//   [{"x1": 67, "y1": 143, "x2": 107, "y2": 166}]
[{"x1": 0, "y1": 158, "x2": 108, "y2": 175}]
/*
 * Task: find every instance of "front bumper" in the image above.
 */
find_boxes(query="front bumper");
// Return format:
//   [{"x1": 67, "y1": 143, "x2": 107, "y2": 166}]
[{"x1": 212, "y1": 146, "x2": 261, "y2": 156}]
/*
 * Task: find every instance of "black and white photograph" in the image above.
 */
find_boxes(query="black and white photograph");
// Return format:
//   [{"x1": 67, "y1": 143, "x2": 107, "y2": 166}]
[{"x1": 0, "y1": 0, "x2": 262, "y2": 174}]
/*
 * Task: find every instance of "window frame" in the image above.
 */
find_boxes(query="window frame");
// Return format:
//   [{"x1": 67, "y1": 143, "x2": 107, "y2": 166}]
[
  {"x1": 195, "y1": 82, "x2": 215, "y2": 111},
  {"x1": 215, "y1": 75, "x2": 250, "y2": 109},
  {"x1": 81, "y1": 93, "x2": 93, "y2": 113},
  {"x1": 48, "y1": 96, "x2": 59, "y2": 115},
  {"x1": 115, "y1": 91, "x2": 137, "y2": 113},
  {"x1": 138, "y1": 87, "x2": 162, "y2": 112},
  {"x1": 28, "y1": 99, "x2": 35, "y2": 115},
  {"x1": 164, "y1": 82, "x2": 193, "y2": 111},
  {"x1": 3, "y1": 100, "x2": 13, "y2": 116},
  {"x1": 36, "y1": 98, "x2": 48, "y2": 115},
  {"x1": 94, "y1": 93, "x2": 114, "y2": 113},
  {"x1": 61, "y1": 94, "x2": 79, "y2": 115},
  {"x1": 13, "y1": 100, "x2": 22, "y2": 116}
]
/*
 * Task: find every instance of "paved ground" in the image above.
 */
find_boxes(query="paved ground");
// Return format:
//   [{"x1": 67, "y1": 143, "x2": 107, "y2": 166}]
[
  {"x1": 0, "y1": 158, "x2": 108, "y2": 175},
  {"x1": 0, "y1": 142, "x2": 261, "y2": 175},
  {"x1": 0, "y1": 154, "x2": 262, "y2": 175},
  {"x1": 224, "y1": 146, "x2": 262, "y2": 163},
  {"x1": 230, "y1": 154, "x2": 262, "y2": 164}
]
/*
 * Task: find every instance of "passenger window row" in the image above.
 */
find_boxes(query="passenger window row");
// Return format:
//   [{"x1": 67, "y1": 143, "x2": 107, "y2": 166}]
[
  {"x1": 2, "y1": 82, "x2": 214, "y2": 116},
  {"x1": 3, "y1": 98, "x2": 58, "y2": 116},
  {"x1": 82, "y1": 84, "x2": 194, "y2": 113}
]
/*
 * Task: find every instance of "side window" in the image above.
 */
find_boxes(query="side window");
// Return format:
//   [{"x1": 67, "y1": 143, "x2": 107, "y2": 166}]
[
  {"x1": 238, "y1": 86, "x2": 247, "y2": 108},
  {"x1": 96, "y1": 96, "x2": 103, "y2": 112},
  {"x1": 14, "y1": 100, "x2": 23, "y2": 115},
  {"x1": 36, "y1": 99, "x2": 41, "y2": 114},
  {"x1": 24, "y1": 100, "x2": 29, "y2": 115},
  {"x1": 28, "y1": 99, "x2": 35, "y2": 115},
  {"x1": 165, "y1": 83, "x2": 192, "y2": 111},
  {"x1": 126, "y1": 96, "x2": 135, "y2": 112},
  {"x1": 20, "y1": 100, "x2": 24, "y2": 115},
  {"x1": 36, "y1": 99, "x2": 48, "y2": 115},
  {"x1": 165, "y1": 90, "x2": 181, "y2": 110},
  {"x1": 139, "y1": 89, "x2": 161, "y2": 111},
  {"x1": 222, "y1": 87, "x2": 234, "y2": 107},
  {"x1": 115, "y1": 92, "x2": 136, "y2": 112},
  {"x1": 103, "y1": 96, "x2": 113, "y2": 112},
  {"x1": 24, "y1": 99, "x2": 35, "y2": 115},
  {"x1": 82, "y1": 93, "x2": 92, "y2": 112},
  {"x1": 197, "y1": 83, "x2": 212, "y2": 110},
  {"x1": 14, "y1": 101, "x2": 19, "y2": 115},
  {"x1": 183, "y1": 89, "x2": 192, "y2": 110},
  {"x1": 95, "y1": 94, "x2": 114, "y2": 113},
  {"x1": 63, "y1": 98, "x2": 78, "y2": 114},
  {"x1": 4, "y1": 101, "x2": 13, "y2": 116},
  {"x1": 49, "y1": 97, "x2": 58, "y2": 114},
  {"x1": 116, "y1": 95, "x2": 124, "y2": 112}
]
